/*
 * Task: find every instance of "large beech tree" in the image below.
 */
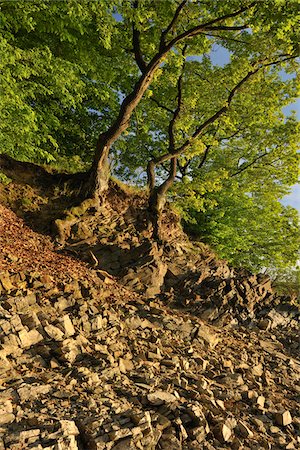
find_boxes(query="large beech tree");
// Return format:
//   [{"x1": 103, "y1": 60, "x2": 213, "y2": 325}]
[
  {"x1": 87, "y1": 0, "x2": 300, "y2": 208},
  {"x1": 0, "y1": 0, "x2": 299, "y2": 263}
]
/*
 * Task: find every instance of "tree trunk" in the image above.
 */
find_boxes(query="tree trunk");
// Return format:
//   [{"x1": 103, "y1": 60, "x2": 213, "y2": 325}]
[
  {"x1": 86, "y1": 135, "x2": 111, "y2": 204},
  {"x1": 147, "y1": 157, "x2": 177, "y2": 241},
  {"x1": 148, "y1": 189, "x2": 163, "y2": 241},
  {"x1": 85, "y1": 49, "x2": 172, "y2": 202}
]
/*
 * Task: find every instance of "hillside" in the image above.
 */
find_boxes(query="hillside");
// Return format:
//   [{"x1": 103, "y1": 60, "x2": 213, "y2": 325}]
[
  {"x1": 1, "y1": 2, "x2": 300, "y2": 449},
  {"x1": 0, "y1": 173, "x2": 299, "y2": 450}
]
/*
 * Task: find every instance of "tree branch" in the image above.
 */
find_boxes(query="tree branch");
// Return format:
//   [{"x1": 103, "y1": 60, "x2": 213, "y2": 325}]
[
  {"x1": 150, "y1": 97, "x2": 174, "y2": 114},
  {"x1": 147, "y1": 159, "x2": 156, "y2": 191},
  {"x1": 178, "y1": 159, "x2": 189, "y2": 177},
  {"x1": 160, "y1": 0, "x2": 188, "y2": 50},
  {"x1": 168, "y1": 46, "x2": 187, "y2": 152},
  {"x1": 167, "y1": 2, "x2": 257, "y2": 49},
  {"x1": 148, "y1": 63, "x2": 261, "y2": 169},
  {"x1": 262, "y1": 54, "x2": 298, "y2": 67},
  {"x1": 198, "y1": 144, "x2": 211, "y2": 169},
  {"x1": 147, "y1": 47, "x2": 187, "y2": 190},
  {"x1": 92, "y1": 0, "x2": 294, "y2": 199},
  {"x1": 230, "y1": 152, "x2": 268, "y2": 177},
  {"x1": 132, "y1": 1, "x2": 147, "y2": 73},
  {"x1": 158, "y1": 156, "x2": 178, "y2": 198},
  {"x1": 204, "y1": 32, "x2": 251, "y2": 45},
  {"x1": 178, "y1": 66, "x2": 260, "y2": 154},
  {"x1": 218, "y1": 128, "x2": 246, "y2": 141},
  {"x1": 93, "y1": 1, "x2": 258, "y2": 166}
]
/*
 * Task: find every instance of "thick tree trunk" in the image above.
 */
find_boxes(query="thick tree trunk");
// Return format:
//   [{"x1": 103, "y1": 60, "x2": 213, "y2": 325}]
[
  {"x1": 148, "y1": 189, "x2": 162, "y2": 241},
  {"x1": 86, "y1": 135, "x2": 111, "y2": 204},
  {"x1": 148, "y1": 187, "x2": 170, "y2": 241},
  {"x1": 85, "y1": 49, "x2": 172, "y2": 202}
]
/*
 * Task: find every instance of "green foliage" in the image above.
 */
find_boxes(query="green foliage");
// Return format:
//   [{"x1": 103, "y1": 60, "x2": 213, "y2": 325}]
[
  {"x1": 110, "y1": 1, "x2": 300, "y2": 271},
  {"x1": 175, "y1": 89, "x2": 300, "y2": 270},
  {"x1": 1, "y1": 0, "x2": 299, "y2": 271},
  {"x1": 0, "y1": 0, "x2": 131, "y2": 164},
  {"x1": 183, "y1": 183, "x2": 300, "y2": 271},
  {"x1": 0, "y1": 172, "x2": 11, "y2": 185}
]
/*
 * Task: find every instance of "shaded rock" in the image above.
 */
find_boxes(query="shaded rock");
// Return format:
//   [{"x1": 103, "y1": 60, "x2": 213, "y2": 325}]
[
  {"x1": 275, "y1": 411, "x2": 292, "y2": 427},
  {"x1": 159, "y1": 433, "x2": 182, "y2": 449},
  {"x1": 0, "y1": 200, "x2": 299, "y2": 450},
  {"x1": 212, "y1": 423, "x2": 232, "y2": 443},
  {"x1": 238, "y1": 420, "x2": 254, "y2": 438},
  {"x1": 44, "y1": 324, "x2": 64, "y2": 341}
]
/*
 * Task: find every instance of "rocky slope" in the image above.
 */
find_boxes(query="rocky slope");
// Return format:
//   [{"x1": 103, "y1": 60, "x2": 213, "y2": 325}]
[{"x1": 0, "y1": 200, "x2": 300, "y2": 450}]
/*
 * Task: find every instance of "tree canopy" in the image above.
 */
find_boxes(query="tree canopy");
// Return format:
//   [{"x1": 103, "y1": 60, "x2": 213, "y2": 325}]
[
  {"x1": 0, "y1": 0, "x2": 126, "y2": 165},
  {"x1": 0, "y1": 0, "x2": 299, "y2": 271}
]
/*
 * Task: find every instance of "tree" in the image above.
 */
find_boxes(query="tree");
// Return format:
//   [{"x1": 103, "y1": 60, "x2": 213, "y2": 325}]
[
  {"x1": 86, "y1": 0, "x2": 300, "y2": 207},
  {"x1": 271, "y1": 265, "x2": 300, "y2": 300},
  {"x1": 105, "y1": 0, "x2": 299, "y2": 237},
  {"x1": 0, "y1": 0, "x2": 299, "y2": 253},
  {"x1": 182, "y1": 186, "x2": 300, "y2": 271}
]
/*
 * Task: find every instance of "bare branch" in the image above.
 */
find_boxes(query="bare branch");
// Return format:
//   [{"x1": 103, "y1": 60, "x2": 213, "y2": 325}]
[
  {"x1": 168, "y1": 2, "x2": 257, "y2": 48},
  {"x1": 150, "y1": 97, "x2": 174, "y2": 114},
  {"x1": 230, "y1": 152, "x2": 268, "y2": 177},
  {"x1": 160, "y1": 0, "x2": 188, "y2": 50},
  {"x1": 132, "y1": 1, "x2": 147, "y2": 73}
]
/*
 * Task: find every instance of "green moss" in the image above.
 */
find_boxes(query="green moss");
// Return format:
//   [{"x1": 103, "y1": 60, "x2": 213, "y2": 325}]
[
  {"x1": 21, "y1": 198, "x2": 33, "y2": 208},
  {"x1": 0, "y1": 172, "x2": 12, "y2": 185}
]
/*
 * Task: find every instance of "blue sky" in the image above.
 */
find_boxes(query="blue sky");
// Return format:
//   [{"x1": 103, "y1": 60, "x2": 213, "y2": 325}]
[
  {"x1": 278, "y1": 100, "x2": 299, "y2": 213},
  {"x1": 282, "y1": 183, "x2": 300, "y2": 211},
  {"x1": 282, "y1": 94, "x2": 300, "y2": 213}
]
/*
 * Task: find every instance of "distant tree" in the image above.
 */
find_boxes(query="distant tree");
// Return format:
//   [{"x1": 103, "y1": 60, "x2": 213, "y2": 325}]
[
  {"x1": 182, "y1": 187, "x2": 300, "y2": 271},
  {"x1": 272, "y1": 266, "x2": 300, "y2": 300}
]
